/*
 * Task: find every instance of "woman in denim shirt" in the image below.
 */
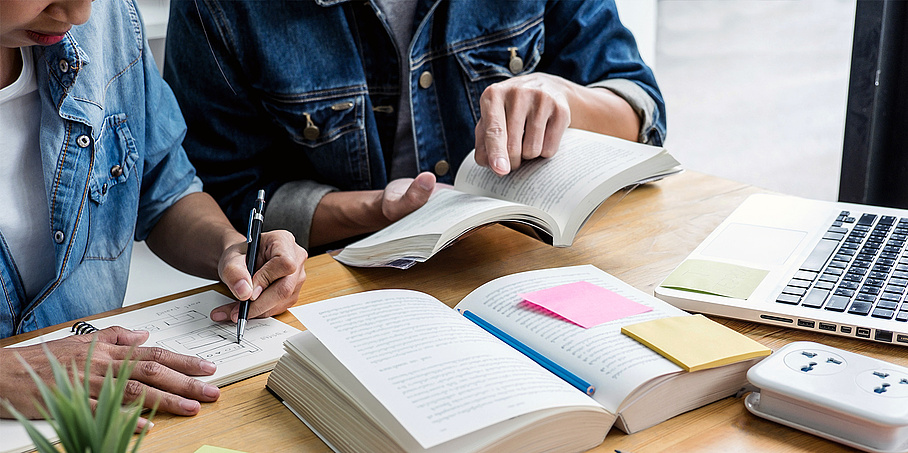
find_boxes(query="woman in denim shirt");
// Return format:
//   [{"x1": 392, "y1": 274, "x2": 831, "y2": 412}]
[
  {"x1": 166, "y1": 0, "x2": 666, "y2": 251},
  {"x1": 0, "y1": 0, "x2": 307, "y2": 423}
]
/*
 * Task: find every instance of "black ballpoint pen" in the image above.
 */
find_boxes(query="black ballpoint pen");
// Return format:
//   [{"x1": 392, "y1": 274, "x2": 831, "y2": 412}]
[{"x1": 237, "y1": 189, "x2": 265, "y2": 343}]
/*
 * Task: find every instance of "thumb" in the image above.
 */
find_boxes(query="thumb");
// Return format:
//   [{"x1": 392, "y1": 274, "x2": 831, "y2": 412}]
[
  {"x1": 410, "y1": 172, "x2": 436, "y2": 198},
  {"x1": 400, "y1": 172, "x2": 435, "y2": 214}
]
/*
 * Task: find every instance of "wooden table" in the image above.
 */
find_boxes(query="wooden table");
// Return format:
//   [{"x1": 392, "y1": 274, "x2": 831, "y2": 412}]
[{"x1": 5, "y1": 171, "x2": 905, "y2": 452}]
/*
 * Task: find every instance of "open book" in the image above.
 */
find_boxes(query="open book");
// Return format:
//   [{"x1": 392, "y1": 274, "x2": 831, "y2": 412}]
[
  {"x1": 267, "y1": 265, "x2": 759, "y2": 453},
  {"x1": 1, "y1": 290, "x2": 300, "y2": 453},
  {"x1": 333, "y1": 129, "x2": 681, "y2": 268}
]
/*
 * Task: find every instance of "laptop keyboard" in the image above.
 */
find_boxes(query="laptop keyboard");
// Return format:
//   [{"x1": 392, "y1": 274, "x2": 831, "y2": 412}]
[{"x1": 777, "y1": 211, "x2": 908, "y2": 324}]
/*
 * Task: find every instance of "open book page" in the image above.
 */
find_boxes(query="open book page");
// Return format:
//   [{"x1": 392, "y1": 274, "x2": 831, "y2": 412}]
[
  {"x1": 2, "y1": 290, "x2": 300, "y2": 453},
  {"x1": 454, "y1": 265, "x2": 687, "y2": 413},
  {"x1": 454, "y1": 129, "x2": 679, "y2": 243},
  {"x1": 277, "y1": 331, "x2": 606, "y2": 453},
  {"x1": 288, "y1": 290, "x2": 602, "y2": 450},
  {"x1": 346, "y1": 189, "x2": 554, "y2": 249}
]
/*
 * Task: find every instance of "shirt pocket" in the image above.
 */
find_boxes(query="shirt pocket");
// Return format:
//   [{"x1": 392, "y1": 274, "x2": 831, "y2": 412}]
[
  {"x1": 260, "y1": 88, "x2": 371, "y2": 189},
  {"x1": 454, "y1": 20, "x2": 545, "y2": 122},
  {"x1": 85, "y1": 113, "x2": 140, "y2": 261}
]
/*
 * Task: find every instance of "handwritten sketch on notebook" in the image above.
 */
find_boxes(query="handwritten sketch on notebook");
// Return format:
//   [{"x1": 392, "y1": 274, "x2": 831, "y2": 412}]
[
  {"x1": 123, "y1": 307, "x2": 263, "y2": 364},
  {"x1": 1, "y1": 290, "x2": 300, "y2": 453}
]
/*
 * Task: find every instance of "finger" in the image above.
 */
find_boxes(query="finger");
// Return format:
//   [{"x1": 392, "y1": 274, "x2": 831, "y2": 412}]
[
  {"x1": 126, "y1": 356, "x2": 219, "y2": 406},
  {"x1": 383, "y1": 172, "x2": 436, "y2": 222},
  {"x1": 504, "y1": 93, "x2": 529, "y2": 166},
  {"x1": 129, "y1": 345, "x2": 217, "y2": 378},
  {"x1": 404, "y1": 172, "x2": 435, "y2": 206},
  {"x1": 136, "y1": 416, "x2": 155, "y2": 433},
  {"x1": 87, "y1": 398, "x2": 153, "y2": 432},
  {"x1": 541, "y1": 101, "x2": 570, "y2": 158},
  {"x1": 92, "y1": 326, "x2": 150, "y2": 347},
  {"x1": 478, "y1": 84, "x2": 511, "y2": 175},
  {"x1": 221, "y1": 244, "x2": 254, "y2": 301},
  {"x1": 247, "y1": 276, "x2": 299, "y2": 319},
  {"x1": 122, "y1": 377, "x2": 209, "y2": 416},
  {"x1": 209, "y1": 302, "x2": 238, "y2": 322},
  {"x1": 474, "y1": 121, "x2": 489, "y2": 167},
  {"x1": 522, "y1": 93, "x2": 549, "y2": 161},
  {"x1": 249, "y1": 231, "x2": 307, "y2": 298}
]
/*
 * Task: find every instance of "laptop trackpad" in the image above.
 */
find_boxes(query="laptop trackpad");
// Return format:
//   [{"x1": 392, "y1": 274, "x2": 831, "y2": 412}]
[{"x1": 700, "y1": 223, "x2": 807, "y2": 267}]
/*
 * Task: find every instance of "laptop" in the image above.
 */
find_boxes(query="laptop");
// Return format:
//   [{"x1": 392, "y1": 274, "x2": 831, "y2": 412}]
[{"x1": 654, "y1": 193, "x2": 908, "y2": 346}]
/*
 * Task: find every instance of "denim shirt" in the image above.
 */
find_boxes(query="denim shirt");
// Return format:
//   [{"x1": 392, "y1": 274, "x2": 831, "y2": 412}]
[
  {"x1": 165, "y1": 0, "x2": 666, "y2": 243},
  {"x1": 0, "y1": 0, "x2": 202, "y2": 337}
]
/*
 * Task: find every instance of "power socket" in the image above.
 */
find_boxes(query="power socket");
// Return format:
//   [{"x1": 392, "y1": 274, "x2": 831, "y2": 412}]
[{"x1": 745, "y1": 341, "x2": 908, "y2": 453}]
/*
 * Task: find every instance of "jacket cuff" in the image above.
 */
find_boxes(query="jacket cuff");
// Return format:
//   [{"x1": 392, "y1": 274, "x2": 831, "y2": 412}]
[
  {"x1": 588, "y1": 78, "x2": 657, "y2": 144},
  {"x1": 265, "y1": 180, "x2": 337, "y2": 250}
]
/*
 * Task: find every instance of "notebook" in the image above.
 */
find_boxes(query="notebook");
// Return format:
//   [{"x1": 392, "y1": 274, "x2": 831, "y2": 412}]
[{"x1": 654, "y1": 193, "x2": 908, "y2": 347}]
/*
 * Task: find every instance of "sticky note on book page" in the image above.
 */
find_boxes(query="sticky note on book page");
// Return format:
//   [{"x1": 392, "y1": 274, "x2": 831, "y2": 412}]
[
  {"x1": 659, "y1": 259, "x2": 769, "y2": 299},
  {"x1": 519, "y1": 281, "x2": 652, "y2": 328},
  {"x1": 621, "y1": 314, "x2": 771, "y2": 372}
]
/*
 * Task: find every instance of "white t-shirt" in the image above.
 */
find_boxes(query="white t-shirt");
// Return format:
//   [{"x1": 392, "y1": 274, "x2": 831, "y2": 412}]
[{"x1": 0, "y1": 47, "x2": 55, "y2": 299}]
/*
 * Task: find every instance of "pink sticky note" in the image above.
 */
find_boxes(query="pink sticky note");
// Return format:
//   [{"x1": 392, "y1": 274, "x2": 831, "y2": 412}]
[{"x1": 519, "y1": 281, "x2": 652, "y2": 328}]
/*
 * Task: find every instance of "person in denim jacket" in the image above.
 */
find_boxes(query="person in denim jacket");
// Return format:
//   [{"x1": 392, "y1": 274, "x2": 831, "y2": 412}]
[
  {"x1": 166, "y1": 0, "x2": 665, "y2": 251},
  {"x1": 0, "y1": 0, "x2": 307, "y2": 424}
]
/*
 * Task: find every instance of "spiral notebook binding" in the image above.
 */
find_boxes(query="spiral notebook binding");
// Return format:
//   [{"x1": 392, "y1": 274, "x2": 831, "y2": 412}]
[{"x1": 71, "y1": 320, "x2": 99, "y2": 335}]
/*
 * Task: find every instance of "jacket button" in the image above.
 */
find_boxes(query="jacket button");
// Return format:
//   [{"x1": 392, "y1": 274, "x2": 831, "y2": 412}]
[
  {"x1": 434, "y1": 160, "x2": 450, "y2": 176},
  {"x1": 59, "y1": 59, "x2": 70, "y2": 73},
  {"x1": 507, "y1": 47, "x2": 524, "y2": 74},
  {"x1": 54, "y1": 230, "x2": 65, "y2": 244},
  {"x1": 304, "y1": 124, "x2": 320, "y2": 140},
  {"x1": 76, "y1": 134, "x2": 91, "y2": 148},
  {"x1": 110, "y1": 165, "x2": 123, "y2": 178},
  {"x1": 419, "y1": 71, "x2": 433, "y2": 89},
  {"x1": 302, "y1": 112, "x2": 320, "y2": 140},
  {"x1": 509, "y1": 55, "x2": 524, "y2": 74}
]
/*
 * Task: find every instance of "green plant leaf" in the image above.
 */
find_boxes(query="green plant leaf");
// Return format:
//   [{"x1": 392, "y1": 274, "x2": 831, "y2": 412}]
[
  {"x1": 1, "y1": 402, "x2": 59, "y2": 453},
  {"x1": 8, "y1": 338, "x2": 153, "y2": 453}
]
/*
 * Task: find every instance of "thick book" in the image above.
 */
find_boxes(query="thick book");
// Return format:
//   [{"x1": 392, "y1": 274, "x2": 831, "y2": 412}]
[
  {"x1": 1, "y1": 290, "x2": 300, "y2": 453},
  {"x1": 332, "y1": 129, "x2": 682, "y2": 268},
  {"x1": 267, "y1": 265, "x2": 759, "y2": 453}
]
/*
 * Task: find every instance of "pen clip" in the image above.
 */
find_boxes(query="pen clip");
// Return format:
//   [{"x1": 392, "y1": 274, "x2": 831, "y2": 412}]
[{"x1": 246, "y1": 208, "x2": 255, "y2": 243}]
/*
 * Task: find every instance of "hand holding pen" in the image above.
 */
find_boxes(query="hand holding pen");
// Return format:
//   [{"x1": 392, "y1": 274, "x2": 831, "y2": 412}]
[
  {"x1": 237, "y1": 190, "x2": 266, "y2": 343},
  {"x1": 204, "y1": 190, "x2": 308, "y2": 340}
]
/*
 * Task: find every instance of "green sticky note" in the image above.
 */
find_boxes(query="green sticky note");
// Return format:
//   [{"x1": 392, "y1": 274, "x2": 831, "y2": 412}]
[
  {"x1": 194, "y1": 447, "x2": 247, "y2": 453},
  {"x1": 660, "y1": 259, "x2": 769, "y2": 299}
]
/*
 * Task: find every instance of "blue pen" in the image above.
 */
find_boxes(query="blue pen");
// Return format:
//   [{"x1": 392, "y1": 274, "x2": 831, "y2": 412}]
[
  {"x1": 237, "y1": 190, "x2": 265, "y2": 343},
  {"x1": 461, "y1": 310, "x2": 595, "y2": 396}
]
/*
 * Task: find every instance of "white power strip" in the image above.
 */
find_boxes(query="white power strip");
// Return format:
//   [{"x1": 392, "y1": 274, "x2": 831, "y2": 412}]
[{"x1": 745, "y1": 341, "x2": 908, "y2": 453}]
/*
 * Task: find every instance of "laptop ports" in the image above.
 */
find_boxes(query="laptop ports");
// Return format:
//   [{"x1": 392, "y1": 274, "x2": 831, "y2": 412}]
[
  {"x1": 855, "y1": 327, "x2": 871, "y2": 338},
  {"x1": 873, "y1": 330, "x2": 893, "y2": 342}
]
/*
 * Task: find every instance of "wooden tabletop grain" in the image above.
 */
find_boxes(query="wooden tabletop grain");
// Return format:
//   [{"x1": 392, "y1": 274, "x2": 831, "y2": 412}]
[{"x1": 5, "y1": 171, "x2": 904, "y2": 453}]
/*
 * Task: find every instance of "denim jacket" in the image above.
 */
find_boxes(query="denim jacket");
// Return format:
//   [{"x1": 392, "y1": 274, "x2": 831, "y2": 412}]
[
  {"x1": 0, "y1": 0, "x2": 202, "y2": 337},
  {"x1": 165, "y1": 0, "x2": 666, "y2": 246}
]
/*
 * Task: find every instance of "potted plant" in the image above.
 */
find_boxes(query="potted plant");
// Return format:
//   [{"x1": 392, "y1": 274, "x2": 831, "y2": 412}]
[{"x1": 2, "y1": 342, "x2": 155, "y2": 453}]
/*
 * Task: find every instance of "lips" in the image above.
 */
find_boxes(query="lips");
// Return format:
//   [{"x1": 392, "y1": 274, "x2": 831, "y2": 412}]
[{"x1": 26, "y1": 30, "x2": 67, "y2": 45}]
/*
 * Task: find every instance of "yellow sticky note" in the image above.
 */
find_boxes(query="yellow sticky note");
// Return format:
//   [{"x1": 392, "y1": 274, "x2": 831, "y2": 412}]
[
  {"x1": 621, "y1": 314, "x2": 771, "y2": 372},
  {"x1": 194, "y1": 447, "x2": 247, "y2": 453},
  {"x1": 660, "y1": 259, "x2": 769, "y2": 299}
]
